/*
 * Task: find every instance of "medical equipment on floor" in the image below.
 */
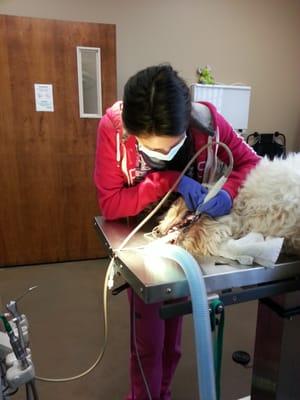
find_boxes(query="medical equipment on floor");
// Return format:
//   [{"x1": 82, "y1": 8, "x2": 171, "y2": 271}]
[{"x1": 0, "y1": 287, "x2": 38, "y2": 400}]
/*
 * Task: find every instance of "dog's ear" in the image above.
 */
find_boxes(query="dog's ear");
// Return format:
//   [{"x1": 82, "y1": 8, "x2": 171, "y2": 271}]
[
  {"x1": 136, "y1": 193, "x2": 182, "y2": 224},
  {"x1": 155, "y1": 196, "x2": 189, "y2": 235},
  {"x1": 156, "y1": 192, "x2": 182, "y2": 218}
]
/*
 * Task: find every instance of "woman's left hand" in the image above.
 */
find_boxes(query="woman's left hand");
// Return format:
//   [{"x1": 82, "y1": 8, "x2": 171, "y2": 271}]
[{"x1": 197, "y1": 189, "x2": 233, "y2": 218}]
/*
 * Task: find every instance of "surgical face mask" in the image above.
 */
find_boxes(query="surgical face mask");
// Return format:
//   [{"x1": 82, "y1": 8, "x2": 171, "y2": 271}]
[{"x1": 138, "y1": 134, "x2": 187, "y2": 162}]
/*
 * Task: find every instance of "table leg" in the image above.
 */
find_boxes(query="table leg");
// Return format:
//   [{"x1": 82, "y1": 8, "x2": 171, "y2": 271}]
[{"x1": 251, "y1": 292, "x2": 300, "y2": 399}]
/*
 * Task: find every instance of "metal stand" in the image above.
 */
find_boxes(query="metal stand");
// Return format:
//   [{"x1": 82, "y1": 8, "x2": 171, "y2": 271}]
[
  {"x1": 251, "y1": 292, "x2": 300, "y2": 399},
  {"x1": 94, "y1": 216, "x2": 300, "y2": 400}
]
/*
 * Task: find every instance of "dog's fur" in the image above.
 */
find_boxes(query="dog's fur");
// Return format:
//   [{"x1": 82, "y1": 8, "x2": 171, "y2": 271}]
[{"x1": 156, "y1": 154, "x2": 300, "y2": 258}]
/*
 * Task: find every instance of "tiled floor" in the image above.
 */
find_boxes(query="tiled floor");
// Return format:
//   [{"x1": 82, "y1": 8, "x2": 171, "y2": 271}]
[{"x1": 0, "y1": 259, "x2": 257, "y2": 399}]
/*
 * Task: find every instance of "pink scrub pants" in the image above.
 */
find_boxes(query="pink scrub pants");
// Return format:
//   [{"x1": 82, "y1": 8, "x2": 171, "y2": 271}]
[{"x1": 125, "y1": 288, "x2": 183, "y2": 400}]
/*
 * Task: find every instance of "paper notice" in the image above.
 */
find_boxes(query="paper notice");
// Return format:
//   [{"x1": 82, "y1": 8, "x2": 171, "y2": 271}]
[{"x1": 34, "y1": 83, "x2": 54, "y2": 112}]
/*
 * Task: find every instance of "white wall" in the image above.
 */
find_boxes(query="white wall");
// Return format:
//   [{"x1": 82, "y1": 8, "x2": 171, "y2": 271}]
[{"x1": 1, "y1": 0, "x2": 300, "y2": 150}]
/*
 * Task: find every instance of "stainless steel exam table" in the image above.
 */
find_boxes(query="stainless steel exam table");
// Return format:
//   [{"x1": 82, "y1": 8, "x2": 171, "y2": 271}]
[{"x1": 95, "y1": 216, "x2": 300, "y2": 400}]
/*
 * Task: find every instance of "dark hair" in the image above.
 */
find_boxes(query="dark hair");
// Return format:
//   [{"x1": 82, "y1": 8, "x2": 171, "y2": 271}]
[{"x1": 122, "y1": 64, "x2": 191, "y2": 137}]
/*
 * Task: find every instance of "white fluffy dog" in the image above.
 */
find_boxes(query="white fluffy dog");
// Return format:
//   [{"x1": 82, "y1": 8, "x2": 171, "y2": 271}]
[{"x1": 156, "y1": 154, "x2": 300, "y2": 259}]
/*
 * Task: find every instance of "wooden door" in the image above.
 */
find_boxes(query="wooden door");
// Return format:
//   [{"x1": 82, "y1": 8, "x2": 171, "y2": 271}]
[{"x1": 0, "y1": 15, "x2": 116, "y2": 266}]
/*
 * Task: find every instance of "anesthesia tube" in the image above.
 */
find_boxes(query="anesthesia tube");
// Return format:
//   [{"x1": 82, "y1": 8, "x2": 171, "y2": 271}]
[{"x1": 143, "y1": 243, "x2": 216, "y2": 400}]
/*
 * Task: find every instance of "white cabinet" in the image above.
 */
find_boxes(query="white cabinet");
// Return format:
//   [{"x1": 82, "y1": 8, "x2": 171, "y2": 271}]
[{"x1": 190, "y1": 83, "x2": 251, "y2": 130}]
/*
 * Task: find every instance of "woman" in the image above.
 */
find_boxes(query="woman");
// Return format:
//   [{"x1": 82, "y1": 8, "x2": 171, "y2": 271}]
[{"x1": 94, "y1": 64, "x2": 259, "y2": 400}]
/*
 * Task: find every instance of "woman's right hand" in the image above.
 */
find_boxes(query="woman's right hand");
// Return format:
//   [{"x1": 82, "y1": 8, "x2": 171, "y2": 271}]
[{"x1": 176, "y1": 176, "x2": 208, "y2": 211}]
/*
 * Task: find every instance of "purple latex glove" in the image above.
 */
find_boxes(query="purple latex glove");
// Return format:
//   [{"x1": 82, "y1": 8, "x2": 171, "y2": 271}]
[
  {"x1": 197, "y1": 189, "x2": 233, "y2": 218},
  {"x1": 176, "y1": 176, "x2": 208, "y2": 211}
]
